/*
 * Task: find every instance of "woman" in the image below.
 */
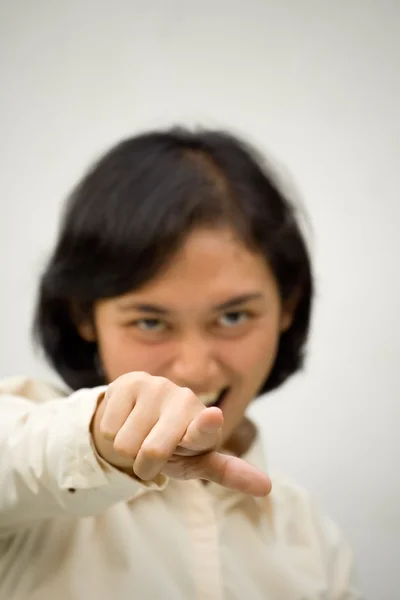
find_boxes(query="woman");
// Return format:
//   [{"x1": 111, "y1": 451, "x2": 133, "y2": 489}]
[{"x1": 0, "y1": 128, "x2": 361, "y2": 599}]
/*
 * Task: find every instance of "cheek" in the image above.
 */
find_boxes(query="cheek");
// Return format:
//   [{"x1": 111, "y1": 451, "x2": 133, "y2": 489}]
[
  {"x1": 220, "y1": 323, "x2": 281, "y2": 436},
  {"x1": 96, "y1": 326, "x2": 166, "y2": 381},
  {"x1": 225, "y1": 320, "x2": 282, "y2": 383}
]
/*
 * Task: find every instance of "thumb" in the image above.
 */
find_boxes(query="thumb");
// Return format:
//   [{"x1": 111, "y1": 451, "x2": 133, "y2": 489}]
[{"x1": 187, "y1": 451, "x2": 272, "y2": 497}]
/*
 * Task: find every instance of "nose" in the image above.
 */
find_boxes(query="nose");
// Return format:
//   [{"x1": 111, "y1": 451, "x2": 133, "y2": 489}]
[{"x1": 169, "y1": 333, "x2": 220, "y2": 391}]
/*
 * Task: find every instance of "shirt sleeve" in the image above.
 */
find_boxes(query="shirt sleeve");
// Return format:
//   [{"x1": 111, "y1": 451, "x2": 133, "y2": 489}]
[
  {"x1": 0, "y1": 386, "x2": 167, "y2": 535},
  {"x1": 269, "y1": 476, "x2": 364, "y2": 600}
]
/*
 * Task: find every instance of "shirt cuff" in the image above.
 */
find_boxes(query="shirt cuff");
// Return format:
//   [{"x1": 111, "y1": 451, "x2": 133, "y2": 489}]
[{"x1": 51, "y1": 386, "x2": 168, "y2": 501}]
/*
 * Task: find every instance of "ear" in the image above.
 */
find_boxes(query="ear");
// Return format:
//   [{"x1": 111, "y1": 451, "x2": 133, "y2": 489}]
[
  {"x1": 69, "y1": 301, "x2": 97, "y2": 342},
  {"x1": 280, "y1": 309, "x2": 294, "y2": 332},
  {"x1": 280, "y1": 291, "x2": 300, "y2": 333},
  {"x1": 77, "y1": 321, "x2": 97, "y2": 342}
]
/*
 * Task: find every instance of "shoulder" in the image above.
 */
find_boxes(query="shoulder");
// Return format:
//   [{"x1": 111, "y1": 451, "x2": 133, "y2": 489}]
[
  {"x1": 0, "y1": 376, "x2": 67, "y2": 403},
  {"x1": 269, "y1": 474, "x2": 317, "y2": 515},
  {"x1": 268, "y1": 474, "x2": 343, "y2": 547},
  {"x1": 257, "y1": 476, "x2": 361, "y2": 597},
  {"x1": 268, "y1": 475, "x2": 358, "y2": 588}
]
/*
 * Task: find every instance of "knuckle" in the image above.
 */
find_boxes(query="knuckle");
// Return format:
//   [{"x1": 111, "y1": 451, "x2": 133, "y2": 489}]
[
  {"x1": 152, "y1": 375, "x2": 172, "y2": 390},
  {"x1": 180, "y1": 387, "x2": 197, "y2": 404},
  {"x1": 113, "y1": 371, "x2": 148, "y2": 388},
  {"x1": 113, "y1": 372, "x2": 132, "y2": 385},
  {"x1": 178, "y1": 389, "x2": 202, "y2": 415},
  {"x1": 140, "y1": 442, "x2": 170, "y2": 462},
  {"x1": 113, "y1": 439, "x2": 133, "y2": 457},
  {"x1": 99, "y1": 424, "x2": 116, "y2": 440},
  {"x1": 132, "y1": 373, "x2": 170, "y2": 394},
  {"x1": 133, "y1": 371, "x2": 152, "y2": 381},
  {"x1": 105, "y1": 382, "x2": 114, "y2": 397},
  {"x1": 108, "y1": 376, "x2": 126, "y2": 393},
  {"x1": 151, "y1": 376, "x2": 180, "y2": 399}
]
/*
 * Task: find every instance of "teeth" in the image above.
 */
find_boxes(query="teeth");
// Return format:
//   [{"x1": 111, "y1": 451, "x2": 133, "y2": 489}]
[{"x1": 197, "y1": 392, "x2": 221, "y2": 406}]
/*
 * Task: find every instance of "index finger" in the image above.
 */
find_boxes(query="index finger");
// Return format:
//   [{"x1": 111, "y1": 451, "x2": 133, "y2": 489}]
[{"x1": 195, "y1": 452, "x2": 272, "y2": 497}]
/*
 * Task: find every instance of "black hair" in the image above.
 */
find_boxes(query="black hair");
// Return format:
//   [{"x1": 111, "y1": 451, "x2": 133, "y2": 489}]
[{"x1": 33, "y1": 127, "x2": 314, "y2": 393}]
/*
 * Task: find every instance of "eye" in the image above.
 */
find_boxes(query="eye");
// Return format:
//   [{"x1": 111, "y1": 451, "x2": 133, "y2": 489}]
[
  {"x1": 132, "y1": 318, "x2": 167, "y2": 332},
  {"x1": 217, "y1": 311, "x2": 250, "y2": 328}
]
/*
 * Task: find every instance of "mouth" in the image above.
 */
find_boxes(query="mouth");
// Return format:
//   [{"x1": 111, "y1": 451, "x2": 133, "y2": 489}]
[{"x1": 197, "y1": 388, "x2": 229, "y2": 409}]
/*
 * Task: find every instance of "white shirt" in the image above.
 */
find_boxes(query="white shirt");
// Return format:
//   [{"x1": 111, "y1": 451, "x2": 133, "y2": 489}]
[{"x1": 0, "y1": 376, "x2": 362, "y2": 599}]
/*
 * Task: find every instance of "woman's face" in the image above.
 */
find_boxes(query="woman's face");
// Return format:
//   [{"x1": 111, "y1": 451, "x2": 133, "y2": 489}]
[{"x1": 80, "y1": 228, "x2": 293, "y2": 444}]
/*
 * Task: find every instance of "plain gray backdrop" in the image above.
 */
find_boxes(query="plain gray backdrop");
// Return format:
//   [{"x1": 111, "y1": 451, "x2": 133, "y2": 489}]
[{"x1": 1, "y1": 2, "x2": 399, "y2": 597}]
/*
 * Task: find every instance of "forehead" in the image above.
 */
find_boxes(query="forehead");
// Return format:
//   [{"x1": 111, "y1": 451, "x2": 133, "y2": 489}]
[{"x1": 123, "y1": 228, "x2": 278, "y2": 306}]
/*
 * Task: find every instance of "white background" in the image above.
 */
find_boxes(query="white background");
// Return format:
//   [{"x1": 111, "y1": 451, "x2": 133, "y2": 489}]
[{"x1": 1, "y1": 1, "x2": 399, "y2": 597}]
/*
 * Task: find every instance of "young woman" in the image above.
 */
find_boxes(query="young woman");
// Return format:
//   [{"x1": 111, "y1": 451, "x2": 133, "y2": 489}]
[{"x1": 0, "y1": 128, "x2": 361, "y2": 599}]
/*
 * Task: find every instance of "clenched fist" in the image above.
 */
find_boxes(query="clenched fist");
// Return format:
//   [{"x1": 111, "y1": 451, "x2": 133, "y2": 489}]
[{"x1": 91, "y1": 372, "x2": 271, "y2": 497}]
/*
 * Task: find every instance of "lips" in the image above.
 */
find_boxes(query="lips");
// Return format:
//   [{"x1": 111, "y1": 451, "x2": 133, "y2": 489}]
[{"x1": 198, "y1": 388, "x2": 228, "y2": 408}]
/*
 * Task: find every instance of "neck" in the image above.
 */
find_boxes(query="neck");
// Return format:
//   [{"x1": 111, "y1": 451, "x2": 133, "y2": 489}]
[{"x1": 223, "y1": 417, "x2": 256, "y2": 457}]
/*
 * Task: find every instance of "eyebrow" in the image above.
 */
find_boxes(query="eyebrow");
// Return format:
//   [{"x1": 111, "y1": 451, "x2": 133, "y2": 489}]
[{"x1": 117, "y1": 293, "x2": 264, "y2": 315}]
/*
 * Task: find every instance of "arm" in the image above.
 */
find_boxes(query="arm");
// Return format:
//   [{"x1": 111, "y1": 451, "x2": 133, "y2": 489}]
[
  {"x1": 0, "y1": 387, "x2": 166, "y2": 535},
  {"x1": 0, "y1": 371, "x2": 270, "y2": 536}
]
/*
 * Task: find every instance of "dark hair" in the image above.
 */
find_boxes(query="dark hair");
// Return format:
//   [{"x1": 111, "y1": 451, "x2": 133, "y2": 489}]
[{"x1": 33, "y1": 127, "x2": 314, "y2": 393}]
